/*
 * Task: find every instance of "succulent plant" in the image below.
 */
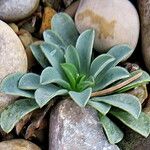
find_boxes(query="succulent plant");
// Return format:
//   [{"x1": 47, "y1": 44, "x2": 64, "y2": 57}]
[{"x1": 0, "y1": 13, "x2": 150, "y2": 144}]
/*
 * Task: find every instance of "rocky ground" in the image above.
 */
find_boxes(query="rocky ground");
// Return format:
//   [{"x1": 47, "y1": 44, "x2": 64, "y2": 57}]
[{"x1": 0, "y1": 0, "x2": 150, "y2": 150}]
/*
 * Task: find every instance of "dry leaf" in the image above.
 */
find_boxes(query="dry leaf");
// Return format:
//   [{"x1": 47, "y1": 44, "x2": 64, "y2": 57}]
[
  {"x1": 25, "y1": 101, "x2": 54, "y2": 139},
  {"x1": 16, "y1": 112, "x2": 32, "y2": 135},
  {"x1": 65, "y1": 1, "x2": 80, "y2": 18}
]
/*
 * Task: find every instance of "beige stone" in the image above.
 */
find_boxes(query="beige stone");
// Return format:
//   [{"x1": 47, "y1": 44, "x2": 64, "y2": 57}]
[
  {"x1": 0, "y1": 0, "x2": 40, "y2": 22},
  {"x1": 75, "y1": 0, "x2": 140, "y2": 55},
  {"x1": 0, "y1": 139, "x2": 41, "y2": 150},
  {"x1": 0, "y1": 20, "x2": 27, "y2": 111}
]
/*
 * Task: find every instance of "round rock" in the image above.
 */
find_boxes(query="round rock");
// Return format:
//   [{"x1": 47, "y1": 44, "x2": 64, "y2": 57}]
[
  {"x1": 75, "y1": 0, "x2": 140, "y2": 53},
  {"x1": 0, "y1": 20, "x2": 27, "y2": 111},
  {"x1": 0, "y1": 0, "x2": 40, "y2": 22},
  {"x1": 0, "y1": 139, "x2": 41, "y2": 150}
]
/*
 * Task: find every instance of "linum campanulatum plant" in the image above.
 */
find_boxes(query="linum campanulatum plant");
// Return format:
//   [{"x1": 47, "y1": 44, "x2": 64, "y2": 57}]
[{"x1": 0, "y1": 13, "x2": 150, "y2": 144}]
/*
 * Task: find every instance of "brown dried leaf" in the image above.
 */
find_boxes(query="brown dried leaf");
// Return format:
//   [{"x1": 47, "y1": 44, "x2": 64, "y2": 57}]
[
  {"x1": 16, "y1": 112, "x2": 32, "y2": 135},
  {"x1": 25, "y1": 101, "x2": 54, "y2": 139},
  {"x1": 65, "y1": 1, "x2": 80, "y2": 18},
  {"x1": 25, "y1": 118, "x2": 47, "y2": 139}
]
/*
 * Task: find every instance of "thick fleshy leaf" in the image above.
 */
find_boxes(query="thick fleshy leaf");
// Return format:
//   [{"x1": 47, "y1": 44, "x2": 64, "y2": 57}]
[
  {"x1": 19, "y1": 73, "x2": 40, "y2": 90},
  {"x1": 88, "y1": 100, "x2": 111, "y2": 115},
  {"x1": 76, "y1": 29, "x2": 95, "y2": 74},
  {"x1": 40, "y1": 42, "x2": 64, "y2": 71},
  {"x1": 116, "y1": 70, "x2": 150, "y2": 93},
  {"x1": 40, "y1": 67, "x2": 71, "y2": 89},
  {"x1": 0, "y1": 73, "x2": 34, "y2": 98},
  {"x1": 77, "y1": 76, "x2": 95, "y2": 91},
  {"x1": 30, "y1": 44, "x2": 49, "y2": 68},
  {"x1": 95, "y1": 66, "x2": 130, "y2": 91},
  {"x1": 51, "y1": 13, "x2": 79, "y2": 46},
  {"x1": 94, "y1": 45, "x2": 132, "y2": 88},
  {"x1": 65, "y1": 45, "x2": 80, "y2": 71},
  {"x1": 35, "y1": 84, "x2": 68, "y2": 107},
  {"x1": 107, "y1": 44, "x2": 133, "y2": 66},
  {"x1": 110, "y1": 109, "x2": 150, "y2": 137},
  {"x1": 43, "y1": 30, "x2": 66, "y2": 49},
  {"x1": 99, "y1": 114, "x2": 124, "y2": 144},
  {"x1": 90, "y1": 54, "x2": 115, "y2": 78},
  {"x1": 69, "y1": 88, "x2": 92, "y2": 107},
  {"x1": 91, "y1": 94, "x2": 141, "y2": 119},
  {"x1": 61, "y1": 63, "x2": 78, "y2": 89},
  {"x1": 0, "y1": 99, "x2": 39, "y2": 133}
]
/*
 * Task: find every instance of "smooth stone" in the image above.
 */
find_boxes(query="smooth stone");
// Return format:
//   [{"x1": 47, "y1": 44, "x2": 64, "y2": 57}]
[
  {"x1": 75, "y1": 0, "x2": 140, "y2": 54},
  {"x1": 0, "y1": 20, "x2": 27, "y2": 111},
  {"x1": 0, "y1": 139, "x2": 41, "y2": 150},
  {"x1": 0, "y1": 0, "x2": 40, "y2": 22},
  {"x1": 138, "y1": 0, "x2": 150, "y2": 72},
  {"x1": 49, "y1": 99, "x2": 120, "y2": 150},
  {"x1": 127, "y1": 84, "x2": 148, "y2": 104}
]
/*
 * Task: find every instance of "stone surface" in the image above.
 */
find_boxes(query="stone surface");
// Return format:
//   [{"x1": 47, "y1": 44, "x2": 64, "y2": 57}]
[
  {"x1": 0, "y1": 20, "x2": 27, "y2": 111},
  {"x1": 75, "y1": 0, "x2": 140, "y2": 54},
  {"x1": 0, "y1": 139, "x2": 41, "y2": 150},
  {"x1": 49, "y1": 99, "x2": 120, "y2": 150},
  {"x1": 0, "y1": 0, "x2": 40, "y2": 22},
  {"x1": 138, "y1": 0, "x2": 150, "y2": 72},
  {"x1": 128, "y1": 85, "x2": 148, "y2": 104}
]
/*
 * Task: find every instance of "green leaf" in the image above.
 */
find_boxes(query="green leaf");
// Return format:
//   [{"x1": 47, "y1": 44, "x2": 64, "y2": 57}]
[
  {"x1": 107, "y1": 44, "x2": 133, "y2": 66},
  {"x1": 0, "y1": 73, "x2": 34, "y2": 98},
  {"x1": 69, "y1": 88, "x2": 92, "y2": 107},
  {"x1": 95, "y1": 66, "x2": 130, "y2": 91},
  {"x1": 51, "y1": 13, "x2": 79, "y2": 46},
  {"x1": 1, "y1": 99, "x2": 39, "y2": 133},
  {"x1": 88, "y1": 100, "x2": 111, "y2": 115},
  {"x1": 40, "y1": 67, "x2": 71, "y2": 89},
  {"x1": 76, "y1": 29, "x2": 95, "y2": 74},
  {"x1": 35, "y1": 84, "x2": 68, "y2": 107},
  {"x1": 40, "y1": 42, "x2": 64, "y2": 71},
  {"x1": 110, "y1": 109, "x2": 150, "y2": 137},
  {"x1": 43, "y1": 30, "x2": 66, "y2": 49},
  {"x1": 77, "y1": 76, "x2": 95, "y2": 91},
  {"x1": 90, "y1": 54, "x2": 115, "y2": 78},
  {"x1": 65, "y1": 45, "x2": 80, "y2": 71},
  {"x1": 61, "y1": 63, "x2": 78, "y2": 89},
  {"x1": 99, "y1": 114, "x2": 124, "y2": 144},
  {"x1": 30, "y1": 44, "x2": 49, "y2": 68},
  {"x1": 116, "y1": 70, "x2": 150, "y2": 93},
  {"x1": 91, "y1": 94, "x2": 141, "y2": 119},
  {"x1": 18, "y1": 73, "x2": 40, "y2": 90}
]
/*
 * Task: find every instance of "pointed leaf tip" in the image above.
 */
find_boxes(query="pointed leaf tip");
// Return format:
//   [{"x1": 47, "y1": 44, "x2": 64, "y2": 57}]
[
  {"x1": 69, "y1": 88, "x2": 92, "y2": 107},
  {"x1": 76, "y1": 29, "x2": 95, "y2": 74}
]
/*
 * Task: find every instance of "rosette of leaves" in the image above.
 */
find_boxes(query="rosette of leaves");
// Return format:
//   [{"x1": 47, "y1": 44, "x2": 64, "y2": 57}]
[{"x1": 0, "y1": 13, "x2": 150, "y2": 144}]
